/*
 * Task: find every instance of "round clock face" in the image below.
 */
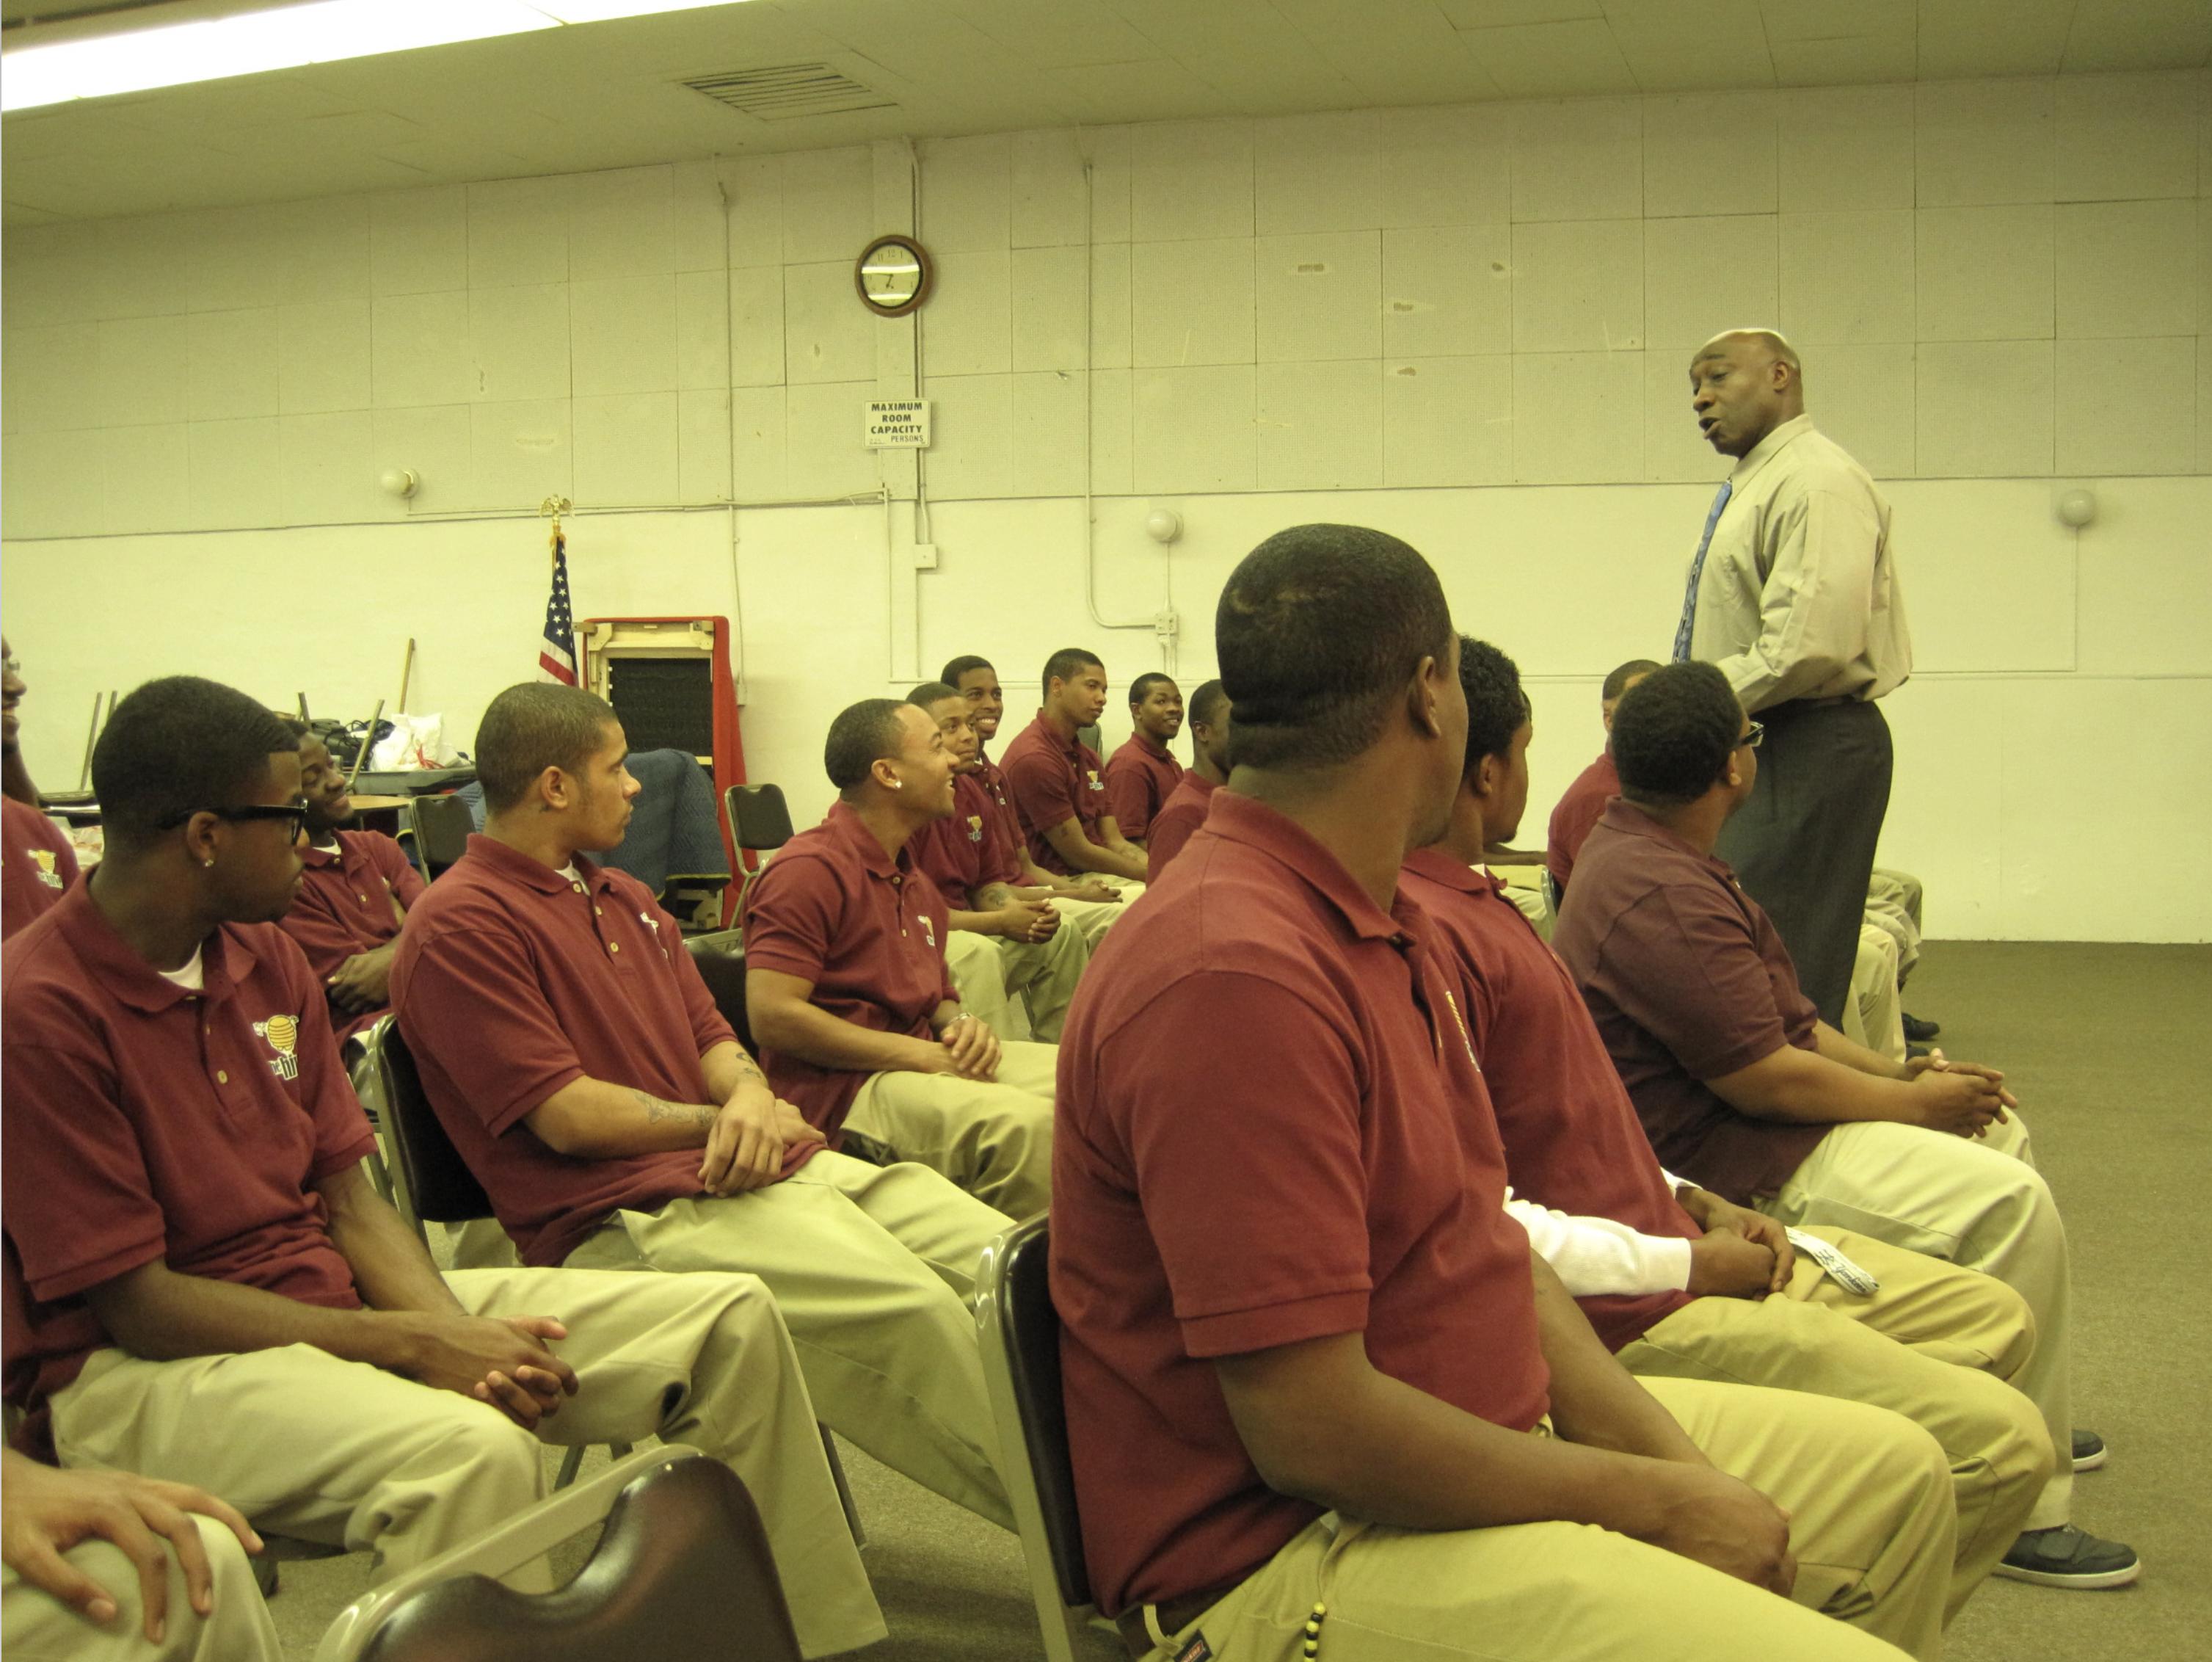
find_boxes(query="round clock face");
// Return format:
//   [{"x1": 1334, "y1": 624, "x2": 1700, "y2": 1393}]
[{"x1": 855, "y1": 235, "x2": 932, "y2": 316}]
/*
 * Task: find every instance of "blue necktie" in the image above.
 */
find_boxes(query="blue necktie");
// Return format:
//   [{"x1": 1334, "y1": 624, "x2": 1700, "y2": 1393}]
[{"x1": 1672, "y1": 479, "x2": 1733, "y2": 662}]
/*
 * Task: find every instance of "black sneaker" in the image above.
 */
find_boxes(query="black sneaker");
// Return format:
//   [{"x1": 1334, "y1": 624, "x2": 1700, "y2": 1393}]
[
  {"x1": 1902, "y1": 1012, "x2": 1942, "y2": 1042},
  {"x1": 2073, "y1": 1429, "x2": 2108, "y2": 1471},
  {"x1": 1995, "y1": 1525, "x2": 2139, "y2": 1589}
]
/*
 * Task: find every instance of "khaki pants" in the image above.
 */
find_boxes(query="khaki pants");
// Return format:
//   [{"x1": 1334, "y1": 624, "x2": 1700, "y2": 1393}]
[
  {"x1": 566, "y1": 1152, "x2": 1013, "y2": 1531},
  {"x1": 843, "y1": 1039, "x2": 1058, "y2": 1221},
  {"x1": 1049, "y1": 894, "x2": 1126, "y2": 948},
  {"x1": 1756, "y1": 1112, "x2": 2073, "y2": 1531},
  {"x1": 49, "y1": 1268, "x2": 886, "y2": 1659},
  {"x1": 1866, "y1": 870, "x2": 1924, "y2": 984},
  {"x1": 945, "y1": 922, "x2": 1088, "y2": 1042},
  {"x1": 1133, "y1": 1376, "x2": 1946, "y2": 1662},
  {"x1": 1, "y1": 1516, "x2": 281, "y2": 1662},
  {"x1": 1844, "y1": 925, "x2": 1907, "y2": 1064},
  {"x1": 1618, "y1": 1227, "x2": 2051, "y2": 1616}
]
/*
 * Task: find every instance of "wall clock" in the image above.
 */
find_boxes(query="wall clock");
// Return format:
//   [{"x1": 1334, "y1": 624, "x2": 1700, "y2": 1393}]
[{"x1": 855, "y1": 234, "x2": 934, "y2": 316}]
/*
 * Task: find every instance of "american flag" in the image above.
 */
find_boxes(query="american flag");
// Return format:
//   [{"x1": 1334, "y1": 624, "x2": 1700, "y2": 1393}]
[{"x1": 538, "y1": 526, "x2": 578, "y2": 685}]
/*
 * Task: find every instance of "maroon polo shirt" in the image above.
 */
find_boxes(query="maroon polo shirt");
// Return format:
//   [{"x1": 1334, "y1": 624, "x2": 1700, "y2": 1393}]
[
  {"x1": 389, "y1": 835, "x2": 747, "y2": 1269},
  {"x1": 1104, "y1": 732, "x2": 1182, "y2": 841},
  {"x1": 1054, "y1": 791, "x2": 1549, "y2": 1616},
  {"x1": 1000, "y1": 714, "x2": 1113, "y2": 877},
  {"x1": 972, "y1": 753, "x2": 1024, "y2": 863},
  {"x1": 742, "y1": 801, "x2": 959, "y2": 1141},
  {"x1": 1551, "y1": 800, "x2": 1828, "y2": 1205},
  {"x1": 2, "y1": 886, "x2": 376, "y2": 1436},
  {"x1": 1546, "y1": 749, "x2": 1618, "y2": 893},
  {"x1": 1401, "y1": 848, "x2": 1697, "y2": 1351},
  {"x1": 1143, "y1": 771, "x2": 1216, "y2": 882},
  {"x1": 906, "y1": 773, "x2": 1021, "y2": 904},
  {"x1": 280, "y1": 829, "x2": 426, "y2": 1042},
  {"x1": 1, "y1": 797, "x2": 78, "y2": 941}
]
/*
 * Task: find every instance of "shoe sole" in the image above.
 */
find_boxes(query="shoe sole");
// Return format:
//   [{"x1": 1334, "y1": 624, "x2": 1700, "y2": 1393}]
[
  {"x1": 1992, "y1": 1560, "x2": 2140, "y2": 1590},
  {"x1": 2073, "y1": 1446, "x2": 2108, "y2": 1473}
]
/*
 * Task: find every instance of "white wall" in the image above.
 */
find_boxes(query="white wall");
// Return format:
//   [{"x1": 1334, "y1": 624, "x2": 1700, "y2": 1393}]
[{"x1": 4, "y1": 72, "x2": 2208, "y2": 940}]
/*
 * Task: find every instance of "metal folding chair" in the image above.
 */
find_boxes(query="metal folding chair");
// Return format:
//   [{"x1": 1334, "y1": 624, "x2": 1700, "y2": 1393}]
[
  {"x1": 975, "y1": 1216, "x2": 1107, "y2": 1662},
  {"x1": 313, "y1": 1446, "x2": 804, "y2": 1662},
  {"x1": 407, "y1": 793, "x2": 475, "y2": 879}
]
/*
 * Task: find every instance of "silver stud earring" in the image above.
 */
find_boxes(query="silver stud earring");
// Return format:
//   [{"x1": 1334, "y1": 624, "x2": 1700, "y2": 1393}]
[{"x1": 203, "y1": 858, "x2": 215, "y2": 868}]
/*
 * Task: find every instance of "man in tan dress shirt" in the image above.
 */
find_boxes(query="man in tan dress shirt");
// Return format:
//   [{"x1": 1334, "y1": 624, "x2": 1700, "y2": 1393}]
[{"x1": 1678, "y1": 331, "x2": 1910, "y2": 1027}]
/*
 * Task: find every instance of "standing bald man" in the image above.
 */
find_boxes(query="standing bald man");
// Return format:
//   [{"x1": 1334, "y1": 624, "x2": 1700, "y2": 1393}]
[{"x1": 1678, "y1": 331, "x2": 1911, "y2": 1027}]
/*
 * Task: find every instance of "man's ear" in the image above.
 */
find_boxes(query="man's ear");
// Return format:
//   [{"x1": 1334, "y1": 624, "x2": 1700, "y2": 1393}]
[
  {"x1": 534, "y1": 765, "x2": 572, "y2": 813},
  {"x1": 180, "y1": 811, "x2": 223, "y2": 866},
  {"x1": 1408, "y1": 656, "x2": 1446, "y2": 739},
  {"x1": 1472, "y1": 750, "x2": 1506, "y2": 802},
  {"x1": 870, "y1": 755, "x2": 903, "y2": 792}
]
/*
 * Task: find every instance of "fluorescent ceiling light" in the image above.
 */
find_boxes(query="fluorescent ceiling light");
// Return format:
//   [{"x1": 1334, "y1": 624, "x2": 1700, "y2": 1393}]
[{"x1": 1, "y1": 0, "x2": 746, "y2": 113}]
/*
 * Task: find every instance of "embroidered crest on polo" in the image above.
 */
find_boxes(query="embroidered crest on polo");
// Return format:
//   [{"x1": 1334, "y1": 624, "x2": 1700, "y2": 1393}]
[
  {"x1": 28, "y1": 847, "x2": 61, "y2": 890},
  {"x1": 965, "y1": 813, "x2": 983, "y2": 843},
  {"x1": 253, "y1": 1014, "x2": 301, "y2": 1081},
  {"x1": 918, "y1": 913, "x2": 937, "y2": 950},
  {"x1": 1085, "y1": 769, "x2": 1103, "y2": 791}
]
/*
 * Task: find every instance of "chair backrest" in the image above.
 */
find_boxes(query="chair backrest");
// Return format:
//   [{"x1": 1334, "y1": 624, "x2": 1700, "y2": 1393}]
[
  {"x1": 408, "y1": 794, "x2": 475, "y2": 878},
  {"x1": 316, "y1": 1448, "x2": 804, "y2": 1662},
  {"x1": 975, "y1": 1216, "x2": 1094, "y2": 1661},
  {"x1": 683, "y1": 932, "x2": 755, "y2": 1057},
  {"x1": 725, "y1": 784, "x2": 795, "y2": 852},
  {"x1": 369, "y1": 1017, "x2": 495, "y2": 1231}
]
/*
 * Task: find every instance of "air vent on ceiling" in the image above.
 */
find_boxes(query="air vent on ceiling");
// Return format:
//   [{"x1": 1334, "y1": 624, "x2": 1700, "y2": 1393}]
[{"x1": 683, "y1": 64, "x2": 895, "y2": 121}]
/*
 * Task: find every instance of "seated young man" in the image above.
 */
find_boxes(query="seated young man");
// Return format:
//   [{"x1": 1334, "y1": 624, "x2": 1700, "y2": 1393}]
[
  {"x1": 1551, "y1": 661, "x2": 2136, "y2": 1590},
  {"x1": 2, "y1": 638, "x2": 80, "y2": 942},
  {"x1": 905, "y1": 682, "x2": 1088, "y2": 1042},
  {"x1": 1103, "y1": 673, "x2": 1183, "y2": 844},
  {"x1": 1408, "y1": 636, "x2": 2055, "y2": 1611},
  {"x1": 999, "y1": 648, "x2": 1149, "y2": 890},
  {"x1": 1143, "y1": 678, "x2": 1229, "y2": 882},
  {"x1": 943, "y1": 653, "x2": 1126, "y2": 946},
  {"x1": 390, "y1": 682, "x2": 1014, "y2": 1536},
  {"x1": 746, "y1": 699, "x2": 1058, "y2": 1222},
  {"x1": 1057, "y1": 524, "x2": 1958, "y2": 1662},
  {"x1": 2, "y1": 1446, "x2": 280, "y2": 1662},
  {"x1": 272, "y1": 717, "x2": 423, "y2": 1047},
  {"x1": 1, "y1": 678, "x2": 884, "y2": 1657},
  {"x1": 1549, "y1": 665, "x2": 1915, "y2": 1062}
]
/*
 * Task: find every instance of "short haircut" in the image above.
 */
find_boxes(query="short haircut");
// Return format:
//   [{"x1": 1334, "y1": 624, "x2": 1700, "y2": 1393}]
[
  {"x1": 274, "y1": 713, "x2": 310, "y2": 742},
  {"x1": 476, "y1": 683, "x2": 620, "y2": 812},
  {"x1": 1609, "y1": 661, "x2": 1743, "y2": 808},
  {"x1": 1187, "y1": 678, "x2": 1229, "y2": 728},
  {"x1": 825, "y1": 698, "x2": 912, "y2": 795},
  {"x1": 1458, "y1": 638, "x2": 1527, "y2": 777},
  {"x1": 1602, "y1": 658, "x2": 1664, "y2": 705},
  {"x1": 906, "y1": 681, "x2": 959, "y2": 710},
  {"x1": 93, "y1": 677, "x2": 300, "y2": 843},
  {"x1": 941, "y1": 654, "x2": 994, "y2": 687},
  {"x1": 1041, "y1": 647, "x2": 1102, "y2": 695},
  {"x1": 1216, "y1": 523, "x2": 1452, "y2": 771},
  {"x1": 1128, "y1": 672, "x2": 1175, "y2": 705}
]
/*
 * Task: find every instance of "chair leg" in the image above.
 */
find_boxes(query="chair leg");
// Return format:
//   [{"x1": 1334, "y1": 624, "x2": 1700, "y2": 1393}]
[
  {"x1": 820, "y1": 1424, "x2": 865, "y2": 1548},
  {"x1": 362, "y1": 1144, "x2": 396, "y2": 1205},
  {"x1": 554, "y1": 1445, "x2": 586, "y2": 1489}
]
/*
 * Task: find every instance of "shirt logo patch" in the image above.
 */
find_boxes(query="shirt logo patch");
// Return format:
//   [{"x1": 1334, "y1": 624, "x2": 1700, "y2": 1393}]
[
  {"x1": 253, "y1": 1014, "x2": 302, "y2": 1081},
  {"x1": 639, "y1": 910, "x2": 670, "y2": 959},
  {"x1": 966, "y1": 813, "x2": 983, "y2": 843},
  {"x1": 28, "y1": 848, "x2": 62, "y2": 890},
  {"x1": 1085, "y1": 769, "x2": 1104, "y2": 792},
  {"x1": 917, "y1": 913, "x2": 937, "y2": 950}
]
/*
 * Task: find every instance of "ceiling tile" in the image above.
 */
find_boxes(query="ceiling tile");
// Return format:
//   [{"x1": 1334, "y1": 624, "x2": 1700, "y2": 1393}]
[
  {"x1": 1461, "y1": 19, "x2": 1640, "y2": 98},
  {"x1": 2064, "y1": 0, "x2": 2212, "y2": 73},
  {"x1": 1438, "y1": 1, "x2": 1607, "y2": 25},
  {"x1": 1916, "y1": 0, "x2": 2074, "y2": 79}
]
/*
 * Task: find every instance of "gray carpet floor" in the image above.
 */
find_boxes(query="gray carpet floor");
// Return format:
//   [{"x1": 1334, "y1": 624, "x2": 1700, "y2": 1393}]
[{"x1": 268, "y1": 942, "x2": 2208, "y2": 1661}]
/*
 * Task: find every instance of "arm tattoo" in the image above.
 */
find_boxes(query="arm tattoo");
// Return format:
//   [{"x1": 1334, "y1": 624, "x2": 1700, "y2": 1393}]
[{"x1": 636, "y1": 1091, "x2": 716, "y2": 1131}]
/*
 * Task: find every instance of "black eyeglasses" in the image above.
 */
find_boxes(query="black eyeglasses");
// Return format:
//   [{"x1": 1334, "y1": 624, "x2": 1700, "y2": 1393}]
[
  {"x1": 157, "y1": 803, "x2": 309, "y2": 836},
  {"x1": 1739, "y1": 721, "x2": 1765, "y2": 750}
]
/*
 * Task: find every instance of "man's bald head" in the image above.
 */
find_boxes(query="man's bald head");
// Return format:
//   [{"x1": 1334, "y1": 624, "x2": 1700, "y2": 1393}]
[{"x1": 1688, "y1": 328, "x2": 1805, "y2": 458}]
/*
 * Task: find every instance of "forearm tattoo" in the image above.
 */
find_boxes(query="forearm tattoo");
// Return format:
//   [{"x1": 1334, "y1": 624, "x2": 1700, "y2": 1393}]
[{"x1": 637, "y1": 1091, "x2": 716, "y2": 1131}]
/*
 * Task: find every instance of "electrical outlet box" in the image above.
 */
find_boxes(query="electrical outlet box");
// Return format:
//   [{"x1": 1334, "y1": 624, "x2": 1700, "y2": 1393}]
[{"x1": 911, "y1": 542, "x2": 939, "y2": 570}]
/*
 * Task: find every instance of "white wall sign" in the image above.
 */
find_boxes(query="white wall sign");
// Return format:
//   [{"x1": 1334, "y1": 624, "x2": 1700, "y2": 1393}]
[{"x1": 865, "y1": 399, "x2": 931, "y2": 449}]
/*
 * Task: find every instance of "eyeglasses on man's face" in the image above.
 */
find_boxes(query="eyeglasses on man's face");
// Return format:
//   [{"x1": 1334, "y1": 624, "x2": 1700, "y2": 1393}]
[
  {"x1": 1738, "y1": 721, "x2": 1765, "y2": 751},
  {"x1": 156, "y1": 802, "x2": 310, "y2": 838}
]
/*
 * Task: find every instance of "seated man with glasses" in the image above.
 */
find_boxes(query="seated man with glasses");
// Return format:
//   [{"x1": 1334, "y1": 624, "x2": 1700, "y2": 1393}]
[
  {"x1": 1550, "y1": 661, "x2": 2136, "y2": 1591},
  {"x1": 1, "y1": 677, "x2": 887, "y2": 1655}
]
